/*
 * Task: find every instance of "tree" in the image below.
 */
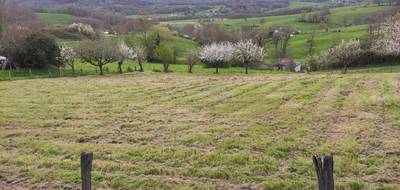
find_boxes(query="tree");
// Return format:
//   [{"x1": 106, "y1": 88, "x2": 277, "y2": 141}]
[
  {"x1": 272, "y1": 27, "x2": 294, "y2": 58},
  {"x1": 232, "y1": 40, "x2": 266, "y2": 74},
  {"x1": 155, "y1": 44, "x2": 174, "y2": 73},
  {"x1": 128, "y1": 26, "x2": 174, "y2": 62},
  {"x1": 9, "y1": 32, "x2": 60, "y2": 69},
  {"x1": 116, "y1": 41, "x2": 134, "y2": 74},
  {"x1": 0, "y1": 2, "x2": 42, "y2": 56},
  {"x1": 187, "y1": 50, "x2": 200, "y2": 73},
  {"x1": 135, "y1": 46, "x2": 146, "y2": 72},
  {"x1": 371, "y1": 19, "x2": 400, "y2": 56},
  {"x1": 306, "y1": 31, "x2": 317, "y2": 56},
  {"x1": 199, "y1": 42, "x2": 234, "y2": 74},
  {"x1": 76, "y1": 40, "x2": 118, "y2": 75},
  {"x1": 319, "y1": 39, "x2": 361, "y2": 73},
  {"x1": 58, "y1": 44, "x2": 77, "y2": 73}
]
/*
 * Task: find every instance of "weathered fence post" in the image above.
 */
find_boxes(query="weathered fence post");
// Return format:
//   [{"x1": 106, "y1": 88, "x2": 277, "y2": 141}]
[
  {"x1": 313, "y1": 155, "x2": 334, "y2": 190},
  {"x1": 81, "y1": 152, "x2": 93, "y2": 190}
]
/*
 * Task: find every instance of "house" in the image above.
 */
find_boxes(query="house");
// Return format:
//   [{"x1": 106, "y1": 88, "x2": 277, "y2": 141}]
[{"x1": 272, "y1": 59, "x2": 302, "y2": 72}]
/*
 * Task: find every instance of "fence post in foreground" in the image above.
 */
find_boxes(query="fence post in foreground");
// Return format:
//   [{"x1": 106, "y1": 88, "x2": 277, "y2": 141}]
[
  {"x1": 81, "y1": 152, "x2": 93, "y2": 190},
  {"x1": 313, "y1": 154, "x2": 334, "y2": 190}
]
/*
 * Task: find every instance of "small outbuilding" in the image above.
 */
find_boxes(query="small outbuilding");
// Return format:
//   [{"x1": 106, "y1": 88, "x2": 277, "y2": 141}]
[{"x1": 0, "y1": 56, "x2": 18, "y2": 70}]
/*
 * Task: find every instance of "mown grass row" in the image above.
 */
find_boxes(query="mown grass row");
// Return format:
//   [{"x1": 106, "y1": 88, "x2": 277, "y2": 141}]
[{"x1": 0, "y1": 73, "x2": 399, "y2": 189}]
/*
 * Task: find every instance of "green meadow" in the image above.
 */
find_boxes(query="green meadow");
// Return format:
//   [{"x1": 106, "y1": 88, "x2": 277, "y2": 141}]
[{"x1": 36, "y1": 12, "x2": 76, "y2": 24}]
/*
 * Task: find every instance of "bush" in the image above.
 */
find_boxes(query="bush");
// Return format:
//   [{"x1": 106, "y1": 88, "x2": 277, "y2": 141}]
[
  {"x1": 304, "y1": 55, "x2": 319, "y2": 72},
  {"x1": 8, "y1": 32, "x2": 60, "y2": 69}
]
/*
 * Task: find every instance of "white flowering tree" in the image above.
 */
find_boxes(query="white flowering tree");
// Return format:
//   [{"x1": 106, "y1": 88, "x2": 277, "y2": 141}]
[
  {"x1": 117, "y1": 41, "x2": 134, "y2": 74},
  {"x1": 68, "y1": 23, "x2": 95, "y2": 38},
  {"x1": 199, "y1": 42, "x2": 234, "y2": 74},
  {"x1": 319, "y1": 39, "x2": 361, "y2": 73},
  {"x1": 58, "y1": 44, "x2": 77, "y2": 73},
  {"x1": 232, "y1": 40, "x2": 266, "y2": 74},
  {"x1": 372, "y1": 20, "x2": 400, "y2": 56}
]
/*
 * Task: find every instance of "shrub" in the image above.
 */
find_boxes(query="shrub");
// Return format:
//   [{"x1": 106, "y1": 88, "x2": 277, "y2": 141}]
[
  {"x1": 9, "y1": 32, "x2": 60, "y2": 69},
  {"x1": 304, "y1": 55, "x2": 319, "y2": 72}
]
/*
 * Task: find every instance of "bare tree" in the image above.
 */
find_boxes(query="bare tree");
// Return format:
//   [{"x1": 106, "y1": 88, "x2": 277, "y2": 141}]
[
  {"x1": 272, "y1": 27, "x2": 294, "y2": 58},
  {"x1": 187, "y1": 51, "x2": 200, "y2": 73}
]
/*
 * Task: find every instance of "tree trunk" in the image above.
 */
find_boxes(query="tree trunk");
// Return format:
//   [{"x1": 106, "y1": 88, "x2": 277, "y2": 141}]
[
  {"x1": 118, "y1": 60, "x2": 123, "y2": 74},
  {"x1": 342, "y1": 63, "x2": 348, "y2": 74},
  {"x1": 138, "y1": 60, "x2": 144, "y2": 72},
  {"x1": 163, "y1": 63, "x2": 169, "y2": 73},
  {"x1": 188, "y1": 64, "x2": 193, "y2": 73},
  {"x1": 99, "y1": 65, "x2": 104, "y2": 75},
  {"x1": 245, "y1": 62, "x2": 249, "y2": 74},
  {"x1": 216, "y1": 67, "x2": 219, "y2": 74},
  {"x1": 71, "y1": 63, "x2": 75, "y2": 74}
]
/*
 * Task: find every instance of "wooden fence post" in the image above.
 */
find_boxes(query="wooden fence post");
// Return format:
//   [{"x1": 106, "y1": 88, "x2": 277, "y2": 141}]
[
  {"x1": 81, "y1": 152, "x2": 93, "y2": 190},
  {"x1": 313, "y1": 155, "x2": 334, "y2": 190}
]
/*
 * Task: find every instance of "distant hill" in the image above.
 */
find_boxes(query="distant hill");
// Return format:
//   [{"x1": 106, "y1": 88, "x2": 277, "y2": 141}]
[
  {"x1": 15, "y1": 0, "x2": 226, "y2": 14},
  {"x1": 15, "y1": 0, "x2": 290, "y2": 15}
]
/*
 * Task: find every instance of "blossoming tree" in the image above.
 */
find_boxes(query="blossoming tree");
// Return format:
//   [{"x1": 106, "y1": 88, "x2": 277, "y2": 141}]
[
  {"x1": 232, "y1": 40, "x2": 266, "y2": 74},
  {"x1": 117, "y1": 41, "x2": 134, "y2": 74},
  {"x1": 372, "y1": 19, "x2": 400, "y2": 56},
  {"x1": 199, "y1": 42, "x2": 234, "y2": 74},
  {"x1": 58, "y1": 44, "x2": 77, "y2": 73},
  {"x1": 319, "y1": 39, "x2": 361, "y2": 73}
]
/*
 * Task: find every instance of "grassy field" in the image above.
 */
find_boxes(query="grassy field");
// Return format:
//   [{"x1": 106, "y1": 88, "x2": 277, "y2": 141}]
[
  {"x1": 165, "y1": 4, "x2": 397, "y2": 64},
  {"x1": 36, "y1": 13, "x2": 75, "y2": 24},
  {"x1": 0, "y1": 72, "x2": 399, "y2": 190},
  {"x1": 288, "y1": 1, "x2": 324, "y2": 8},
  {"x1": 0, "y1": 60, "x2": 279, "y2": 81},
  {"x1": 167, "y1": 4, "x2": 396, "y2": 30},
  {"x1": 282, "y1": 24, "x2": 369, "y2": 62}
]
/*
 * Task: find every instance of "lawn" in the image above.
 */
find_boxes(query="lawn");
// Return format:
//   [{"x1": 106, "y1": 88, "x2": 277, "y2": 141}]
[
  {"x1": 0, "y1": 72, "x2": 399, "y2": 189},
  {"x1": 36, "y1": 13, "x2": 75, "y2": 24}
]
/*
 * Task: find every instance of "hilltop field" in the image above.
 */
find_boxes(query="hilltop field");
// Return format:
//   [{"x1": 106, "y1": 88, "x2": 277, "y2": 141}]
[{"x1": 0, "y1": 72, "x2": 399, "y2": 189}]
